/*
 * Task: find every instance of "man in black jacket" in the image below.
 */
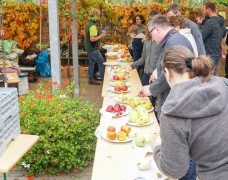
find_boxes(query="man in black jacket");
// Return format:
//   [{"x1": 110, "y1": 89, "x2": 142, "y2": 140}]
[{"x1": 199, "y1": 2, "x2": 226, "y2": 75}]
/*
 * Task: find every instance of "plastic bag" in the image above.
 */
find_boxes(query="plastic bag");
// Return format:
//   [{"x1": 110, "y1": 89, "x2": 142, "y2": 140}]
[
  {"x1": 35, "y1": 50, "x2": 51, "y2": 77},
  {"x1": 0, "y1": 40, "x2": 18, "y2": 54}
]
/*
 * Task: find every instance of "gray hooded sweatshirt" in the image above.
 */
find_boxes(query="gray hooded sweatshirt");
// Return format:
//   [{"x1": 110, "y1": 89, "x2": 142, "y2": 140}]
[{"x1": 153, "y1": 76, "x2": 228, "y2": 180}]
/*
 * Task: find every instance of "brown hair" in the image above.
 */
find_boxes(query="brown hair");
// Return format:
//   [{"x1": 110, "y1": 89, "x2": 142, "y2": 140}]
[
  {"x1": 89, "y1": 8, "x2": 100, "y2": 17},
  {"x1": 133, "y1": 15, "x2": 146, "y2": 24},
  {"x1": 162, "y1": 45, "x2": 214, "y2": 81},
  {"x1": 204, "y1": 2, "x2": 216, "y2": 12},
  {"x1": 168, "y1": 15, "x2": 187, "y2": 29},
  {"x1": 166, "y1": 4, "x2": 182, "y2": 14},
  {"x1": 128, "y1": 25, "x2": 139, "y2": 34},
  {"x1": 144, "y1": 26, "x2": 151, "y2": 40}
]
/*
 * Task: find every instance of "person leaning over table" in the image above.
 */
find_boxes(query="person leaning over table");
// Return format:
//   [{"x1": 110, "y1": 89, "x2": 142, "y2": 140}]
[
  {"x1": 126, "y1": 26, "x2": 162, "y2": 112},
  {"x1": 138, "y1": 14, "x2": 197, "y2": 180},
  {"x1": 84, "y1": 8, "x2": 106, "y2": 85},
  {"x1": 127, "y1": 25, "x2": 144, "y2": 79},
  {"x1": 153, "y1": 45, "x2": 228, "y2": 180}
]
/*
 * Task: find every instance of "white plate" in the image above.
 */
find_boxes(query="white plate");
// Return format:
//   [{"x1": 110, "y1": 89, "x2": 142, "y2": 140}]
[
  {"x1": 101, "y1": 130, "x2": 133, "y2": 143},
  {"x1": 110, "y1": 87, "x2": 130, "y2": 93},
  {"x1": 127, "y1": 117, "x2": 154, "y2": 127},
  {"x1": 103, "y1": 62, "x2": 119, "y2": 66},
  {"x1": 100, "y1": 106, "x2": 132, "y2": 118},
  {"x1": 113, "y1": 96, "x2": 129, "y2": 104},
  {"x1": 124, "y1": 158, "x2": 168, "y2": 180},
  {"x1": 109, "y1": 82, "x2": 130, "y2": 87}
]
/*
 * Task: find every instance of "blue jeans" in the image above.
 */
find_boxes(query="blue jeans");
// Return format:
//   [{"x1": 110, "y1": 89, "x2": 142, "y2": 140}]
[
  {"x1": 141, "y1": 73, "x2": 156, "y2": 108},
  {"x1": 88, "y1": 50, "x2": 105, "y2": 80},
  {"x1": 179, "y1": 160, "x2": 197, "y2": 180},
  {"x1": 210, "y1": 55, "x2": 220, "y2": 75}
]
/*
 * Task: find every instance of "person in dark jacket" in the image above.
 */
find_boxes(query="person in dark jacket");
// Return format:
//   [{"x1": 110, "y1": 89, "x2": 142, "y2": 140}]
[
  {"x1": 166, "y1": 4, "x2": 206, "y2": 56},
  {"x1": 154, "y1": 45, "x2": 228, "y2": 180},
  {"x1": 139, "y1": 14, "x2": 196, "y2": 180},
  {"x1": 128, "y1": 25, "x2": 144, "y2": 79},
  {"x1": 84, "y1": 8, "x2": 106, "y2": 85},
  {"x1": 199, "y1": 2, "x2": 226, "y2": 75}
]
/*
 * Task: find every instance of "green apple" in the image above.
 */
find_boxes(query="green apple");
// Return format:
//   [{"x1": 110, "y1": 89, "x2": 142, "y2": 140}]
[
  {"x1": 129, "y1": 109, "x2": 140, "y2": 122},
  {"x1": 135, "y1": 135, "x2": 146, "y2": 147},
  {"x1": 137, "y1": 117, "x2": 147, "y2": 125}
]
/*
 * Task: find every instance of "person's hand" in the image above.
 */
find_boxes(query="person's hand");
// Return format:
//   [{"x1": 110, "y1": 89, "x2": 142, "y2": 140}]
[
  {"x1": 126, "y1": 65, "x2": 132, "y2": 71},
  {"x1": 196, "y1": 17, "x2": 203, "y2": 24},
  {"x1": 149, "y1": 74, "x2": 156, "y2": 83},
  {"x1": 138, "y1": 85, "x2": 152, "y2": 97}
]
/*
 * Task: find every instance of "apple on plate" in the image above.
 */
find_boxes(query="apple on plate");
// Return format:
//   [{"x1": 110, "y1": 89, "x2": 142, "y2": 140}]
[
  {"x1": 114, "y1": 86, "x2": 122, "y2": 92},
  {"x1": 107, "y1": 126, "x2": 117, "y2": 140},
  {"x1": 106, "y1": 105, "x2": 114, "y2": 112},
  {"x1": 135, "y1": 135, "x2": 147, "y2": 147},
  {"x1": 107, "y1": 126, "x2": 116, "y2": 132},
  {"x1": 116, "y1": 131, "x2": 127, "y2": 141},
  {"x1": 114, "y1": 103, "x2": 121, "y2": 112},
  {"x1": 113, "y1": 75, "x2": 119, "y2": 80},
  {"x1": 120, "y1": 105, "x2": 126, "y2": 112},
  {"x1": 121, "y1": 85, "x2": 128, "y2": 91},
  {"x1": 121, "y1": 125, "x2": 131, "y2": 136}
]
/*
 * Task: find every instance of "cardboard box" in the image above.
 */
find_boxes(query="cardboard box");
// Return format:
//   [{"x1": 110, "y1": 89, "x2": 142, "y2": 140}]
[
  {"x1": 79, "y1": 66, "x2": 88, "y2": 78},
  {"x1": 61, "y1": 66, "x2": 68, "y2": 78}
]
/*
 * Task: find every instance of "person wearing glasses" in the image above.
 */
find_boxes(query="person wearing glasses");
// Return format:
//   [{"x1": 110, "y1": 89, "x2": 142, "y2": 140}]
[
  {"x1": 153, "y1": 45, "x2": 228, "y2": 180},
  {"x1": 139, "y1": 14, "x2": 196, "y2": 180}
]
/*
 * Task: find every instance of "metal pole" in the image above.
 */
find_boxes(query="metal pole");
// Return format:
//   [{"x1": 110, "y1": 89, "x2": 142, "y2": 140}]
[
  {"x1": 48, "y1": 0, "x2": 61, "y2": 91},
  {"x1": 71, "y1": 1, "x2": 80, "y2": 97}
]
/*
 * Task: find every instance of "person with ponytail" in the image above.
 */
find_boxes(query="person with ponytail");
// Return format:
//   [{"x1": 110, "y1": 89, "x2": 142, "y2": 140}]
[{"x1": 153, "y1": 45, "x2": 228, "y2": 180}]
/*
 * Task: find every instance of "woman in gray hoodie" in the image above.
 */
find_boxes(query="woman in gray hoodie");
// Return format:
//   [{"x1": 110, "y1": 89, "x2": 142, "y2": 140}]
[{"x1": 153, "y1": 45, "x2": 228, "y2": 180}]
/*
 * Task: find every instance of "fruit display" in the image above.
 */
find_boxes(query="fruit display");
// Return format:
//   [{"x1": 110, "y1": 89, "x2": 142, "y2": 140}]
[
  {"x1": 135, "y1": 135, "x2": 147, "y2": 147},
  {"x1": 134, "y1": 133, "x2": 158, "y2": 148},
  {"x1": 105, "y1": 103, "x2": 127, "y2": 117},
  {"x1": 127, "y1": 97, "x2": 153, "y2": 111},
  {"x1": 128, "y1": 107, "x2": 151, "y2": 125},
  {"x1": 114, "y1": 85, "x2": 128, "y2": 92},
  {"x1": 116, "y1": 94, "x2": 128, "y2": 103},
  {"x1": 112, "y1": 74, "x2": 128, "y2": 81},
  {"x1": 106, "y1": 125, "x2": 131, "y2": 141}
]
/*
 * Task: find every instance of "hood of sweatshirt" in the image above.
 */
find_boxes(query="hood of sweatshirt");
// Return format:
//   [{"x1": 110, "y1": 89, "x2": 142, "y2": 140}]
[
  {"x1": 211, "y1": 16, "x2": 226, "y2": 28},
  {"x1": 134, "y1": 33, "x2": 145, "y2": 39},
  {"x1": 161, "y1": 76, "x2": 228, "y2": 119}
]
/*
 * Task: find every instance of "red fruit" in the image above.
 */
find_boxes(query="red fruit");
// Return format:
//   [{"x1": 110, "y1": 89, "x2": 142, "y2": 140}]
[
  {"x1": 120, "y1": 105, "x2": 126, "y2": 111},
  {"x1": 114, "y1": 86, "x2": 121, "y2": 91},
  {"x1": 121, "y1": 85, "x2": 128, "y2": 91},
  {"x1": 107, "y1": 126, "x2": 116, "y2": 132},
  {"x1": 106, "y1": 105, "x2": 114, "y2": 112},
  {"x1": 113, "y1": 75, "x2": 119, "y2": 80},
  {"x1": 114, "y1": 103, "x2": 121, "y2": 112}
]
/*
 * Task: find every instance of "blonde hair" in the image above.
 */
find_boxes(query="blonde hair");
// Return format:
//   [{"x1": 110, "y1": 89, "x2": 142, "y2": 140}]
[
  {"x1": 128, "y1": 25, "x2": 139, "y2": 34},
  {"x1": 162, "y1": 45, "x2": 214, "y2": 81},
  {"x1": 89, "y1": 8, "x2": 100, "y2": 17}
]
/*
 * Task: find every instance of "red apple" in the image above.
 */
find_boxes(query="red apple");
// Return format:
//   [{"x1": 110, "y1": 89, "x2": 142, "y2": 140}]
[
  {"x1": 113, "y1": 75, "x2": 119, "y2": 80},
  {"x1": 114, "y1": 86, "x2": 121, "y2": 91},
  {"x1": 121, "y1": 125, "x2": 131, "y2": 136},
  {"x1": 120, "y1": 105, "x2": 126, "y2": 111},
  {"x1": 114, "y1": 104, "x2": 121, "y2": 112},
  {"x1": 106, "y1": 105, "x2": 114, "y2": 112},
  {"x1": 107, "y1": 131, "x2": 116, "y2": 140},
  {"x1": 107, "y1": 126, "x2": 116, "y2": 132},
  {"x1": 121, "y1": 85, "x2": 128, "y2": 91}
]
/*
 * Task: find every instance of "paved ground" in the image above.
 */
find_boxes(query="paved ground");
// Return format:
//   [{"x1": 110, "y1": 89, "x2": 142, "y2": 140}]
[{"x1": 1, "y1": 77, "x2": 102, "y2": 180}]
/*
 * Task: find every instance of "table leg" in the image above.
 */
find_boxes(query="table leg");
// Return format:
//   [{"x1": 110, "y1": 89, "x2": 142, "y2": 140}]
[{"x1": 3, "y1": 173, "x2": 7, "y2": 180}]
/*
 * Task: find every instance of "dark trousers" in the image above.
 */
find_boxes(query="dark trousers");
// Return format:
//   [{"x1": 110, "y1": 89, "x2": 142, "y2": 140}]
[{"x1": 225, "y1": 53, "x2": 228, "y2": 78}]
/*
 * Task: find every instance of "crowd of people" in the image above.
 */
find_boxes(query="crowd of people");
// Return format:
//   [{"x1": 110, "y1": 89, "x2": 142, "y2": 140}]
[{"x1": 84, "y1": 2, "x2": 228, "y2": 180}]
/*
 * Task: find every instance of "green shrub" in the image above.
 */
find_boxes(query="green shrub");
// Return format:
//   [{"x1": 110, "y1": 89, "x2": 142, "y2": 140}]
[{"x1": 18, "y1": 81, "x2": 100, "y2": 175}]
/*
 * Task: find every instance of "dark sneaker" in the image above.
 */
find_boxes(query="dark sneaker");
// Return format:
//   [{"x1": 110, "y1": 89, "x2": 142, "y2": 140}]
[{"x1": 88, "y1": 80, "x2": 100, "y2": 85}]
